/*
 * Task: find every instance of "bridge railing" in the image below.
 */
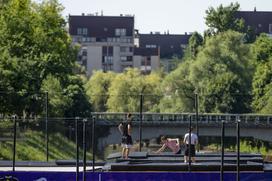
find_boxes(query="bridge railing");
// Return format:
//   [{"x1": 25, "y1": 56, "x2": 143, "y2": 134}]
[{"x1": 91, "y1": 112, "x2": 272, "y2": 125}]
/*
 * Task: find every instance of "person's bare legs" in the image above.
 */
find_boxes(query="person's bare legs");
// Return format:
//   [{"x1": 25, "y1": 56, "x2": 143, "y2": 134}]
[
  {"x1": 125, "y1": 148, "x2": 131, "y2": 159},
  {"x1": 122, "y1": 147, "x2": 126, "y2": 159},
  {"x1": 184, "y1": 156, "x2": 188, "y2": 163}
]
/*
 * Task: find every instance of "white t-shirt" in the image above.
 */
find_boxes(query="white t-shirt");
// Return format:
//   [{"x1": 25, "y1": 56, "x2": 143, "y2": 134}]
[{"x1": 183, "y1": 133, "x2": 198, "y2": 145}]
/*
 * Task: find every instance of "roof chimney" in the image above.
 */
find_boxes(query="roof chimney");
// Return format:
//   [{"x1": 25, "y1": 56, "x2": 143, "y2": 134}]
[
  {"x1": 254, "y1": 7, "x2": 256, "y2": 12},
  {"x1": 82, "y1": 13, "x2": 85, "y2": 16},
  {"x1": 101, "y1": 10, "x2": 103, "y2": 16}
]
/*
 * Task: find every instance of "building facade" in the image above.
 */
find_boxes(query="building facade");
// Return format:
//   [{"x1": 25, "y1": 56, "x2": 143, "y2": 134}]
[
  {"x1": 235, "y1": 9, "x2": 272, "y2": 35},
  {"x1": 69, "y1": 14, "x2": 160, "y2": 76},
  {"x1": 138, "y1": 33, "x2": 191, "y2": 72}
]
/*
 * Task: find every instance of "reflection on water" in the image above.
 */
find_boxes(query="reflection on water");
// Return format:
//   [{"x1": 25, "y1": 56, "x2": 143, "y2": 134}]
[{"x1": 99, "y1": 136, "x2": 272, "y2": 161}]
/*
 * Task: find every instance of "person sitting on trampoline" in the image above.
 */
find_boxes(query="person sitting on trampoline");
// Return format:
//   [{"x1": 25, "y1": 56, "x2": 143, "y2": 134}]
[{"x1": 154, "y1": 136, "x2": 181, "y2": 154}]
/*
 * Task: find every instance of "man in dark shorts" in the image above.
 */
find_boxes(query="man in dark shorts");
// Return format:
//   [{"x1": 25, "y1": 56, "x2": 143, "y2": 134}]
[
  {"x1": 118, "y1": 113, "x2": 133, "y2": 159},
  {"x1": 183, "y1": 127, "x2": 198, "y2": 163}
]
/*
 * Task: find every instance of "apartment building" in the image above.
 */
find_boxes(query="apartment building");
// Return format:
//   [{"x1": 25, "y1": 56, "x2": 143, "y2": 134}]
[
  {"x1": 69, "y1": 14, "x2": 160, "y2": 76},
  {"x1": 235, "y1": 9, "x2": 272, "y2": 35},
  {"x1": 134, "y1": 47, "x2": 160, "y2": 74},
  {"x1": 138, "y1": 33, "x2": 191, "y2": 72}
]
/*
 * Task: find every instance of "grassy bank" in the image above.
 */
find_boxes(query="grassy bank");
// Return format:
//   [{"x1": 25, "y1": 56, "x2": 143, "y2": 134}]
[
  {"x1": 0, "y1": 130, "x2": 93, "y2": 161},
  {"x1": 205, "y1": 140, "x2": 272, "y2": 161}
]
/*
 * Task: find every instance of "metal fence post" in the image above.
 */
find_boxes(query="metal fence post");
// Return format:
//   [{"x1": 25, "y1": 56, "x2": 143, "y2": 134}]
[
  {"x1": 220, "y1": 120, "x2": 225, "y2": 181},
  {"x1": 237, "y1": 119, "x2": 240, "y2": 181},
  {"x1": 139, "y1": 94, "x2": 143, "y2": 152},
  {"x1": 45, "y1": 91, "x2": 49, "y2": 162},
  {"x1": 12, "y1": 115, "x2": 17, "y2": 172},
  {"x1": 195, "y1": 93, "x2": 199, "y2": 152},
  {"x1": 75, "y1": 117, "x2": 79, "y2": 181},
  {"x1": 92, "y1": 116, "x2": 96, "y2": 172},
  {"x1": 188, "y1": 115, "x2": 192, "y2": 172},
  {"x1": 83, "y1": 118, "x2": 87, "y2": 181}
]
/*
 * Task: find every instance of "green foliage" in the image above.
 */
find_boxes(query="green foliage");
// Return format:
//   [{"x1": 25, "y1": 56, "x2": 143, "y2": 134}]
[
  {"x1": 107, "y1": 69, "x2": 162, "y2": 112},
  {"x1": 190, "y1": 31, "x2": 253, "y2": 113},
  {"x1": 0, "y1": 0, "x2": 87, "y2": 116},
  {"x1": 85, "y1": 71, "x2": 116, "y2": 112},
  {"x1": 205, "y1": 2, "x2": 244, "y2": 34},
  {"x1": 252, "y1": 34, "x2": 272, "y2": 113},
  {"x1": 41, "y1": 75, "x2": 70, "y2": 116},
  {"x1": 252, "y1": 34, "x2": 272, "y2": 63},
  {"x1": 163, "y1": 31, "x2": 253, "y2": 113},
  {"x1": 159, "y1": 61, "x2": 195, "y2": 112},
  {"x1": 188, "y1": 32, "x2": 203, "y2": 59},
  {"x1": 63, "y1": 75, "x2": 92, "y2": 117}
]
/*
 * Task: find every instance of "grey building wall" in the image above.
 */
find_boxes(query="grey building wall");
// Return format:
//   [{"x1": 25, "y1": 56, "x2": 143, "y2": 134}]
[{"x1": 87, "y1": 45, "x2": 102, "y2": 76}]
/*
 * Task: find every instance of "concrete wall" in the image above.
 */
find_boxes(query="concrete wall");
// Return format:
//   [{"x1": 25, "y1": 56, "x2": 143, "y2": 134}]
[
  {"x1": 97, "y1": 124, "x2": 272, "y2": 151},
  {"x1": 87, "y1": 46, "x2": 102, "y2": 76},
  {"x1": 151, "y1": 55, "x2": 160, "y2": 70}
]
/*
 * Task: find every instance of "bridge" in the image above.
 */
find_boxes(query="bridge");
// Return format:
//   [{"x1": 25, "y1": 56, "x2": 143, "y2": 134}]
[{"x1": 91, "y1": 113, "x2": 272, "y2": 150}]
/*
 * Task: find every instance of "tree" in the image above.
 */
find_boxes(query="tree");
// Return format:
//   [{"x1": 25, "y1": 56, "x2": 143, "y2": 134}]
[
  {"x1": 107, "y1": 69, "x2": 162, "y2": 112},
  {"x1": 85, "y1": 71, "x2": 116, "y2": 112},
  {"x1": 63, "y1": 75, "x2": 91, "y2": 117},
  {"x1": 0, "y1": 0, "x2": 78, "y2": 116},
  {"x1": 251, "y1": 34, "x2": 272, "y2": 113},
  {"x1": 159, "y1": 61, "x2": 195, "y2": 113},
  {"x1": 41, "y1": 75, "x2": 70, "y2": 117},
  {"x1": 190, "y1": 31, "x2": 253, "y2": 113},
  {"x1": 205, "y1": 2, "x2": 244, "y2": 34},
  {"x1": 188, "y1": 32, "x2": 203, "y2": 59}
]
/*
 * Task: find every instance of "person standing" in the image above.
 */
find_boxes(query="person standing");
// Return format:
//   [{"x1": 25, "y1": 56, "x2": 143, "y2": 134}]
[
  {"x1": 154, "y1": 136, "x2": 181, "y2": 154},
  {"x1": 183, "y1": 127, "x2": 198, "y2": 163},
  {"x1": 118, "y1": 113, "x2": 133, "y2": 159}
]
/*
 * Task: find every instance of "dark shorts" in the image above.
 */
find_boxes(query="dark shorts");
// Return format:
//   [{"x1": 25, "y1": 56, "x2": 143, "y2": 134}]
[
  {"x1": 121, "y1": 135, "x2": 133, "y2": 145},
  {"x1": 184, "y1": 144, "x2": 196, "y2": 157}
]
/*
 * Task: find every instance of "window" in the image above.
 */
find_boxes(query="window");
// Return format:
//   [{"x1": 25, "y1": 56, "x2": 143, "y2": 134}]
[
  {"x1": 146, "y1": 44, "x2": 156, "y2": 48},
  {"x1": 120, "y1": 47, "x2": 128, "y2": 52},
  {"x1": 127, "y1": 56, "x2": 133, "y2": 62},
  {"x1": 120, "y1": 56, "x2": 132, "y2": 62},
  {"x1": 82, "y1": 28, "x2": 88, "y2": 35},
  {"x1": 120, "y1": 29, "x2": 126, "y2": 36},
  {"x1": 120, "y1": 56, "x2": 127, "y2": 62},
  {"x1": 103, "y1": 65, "x2": 113, "y2": 72},
  {"x1": 120, "y1": 47, "x2": 132, "y2": 53},
  {"x1": 77, "y1": 28, "x2": 82, "y2": 35},
  {"x1": 77, "y1": 28, "x2": 88, "y2": 35},
  {"x1": 102, "y1": 56, "x2": 113, "y2": 64},
  {"x1": 115, "y1": 29, "x2": 121, "y2": 36},
  {"x1": 102, "y1": 46, "x2": 113, "y2": 55},
  {"x1": 115, "y1": 28, "x2": 126, "y2": 36},
  {"x1": 141, "y1": 56, "x2": 151, "y2": 66},
  {"x1": 82, "y1": 50, "x2": 87, "y2": 56},
  {"x1": 73, "y1": 37, "x2": 78, "y2": 42},
  {"x1": 269, "y1": 24, "x2": 272, "y2": 33}
]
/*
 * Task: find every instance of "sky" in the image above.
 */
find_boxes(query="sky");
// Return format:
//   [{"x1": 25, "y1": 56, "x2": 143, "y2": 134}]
[{"x1": 36, "y1": 0, "x2": 272, "y2": 34}]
